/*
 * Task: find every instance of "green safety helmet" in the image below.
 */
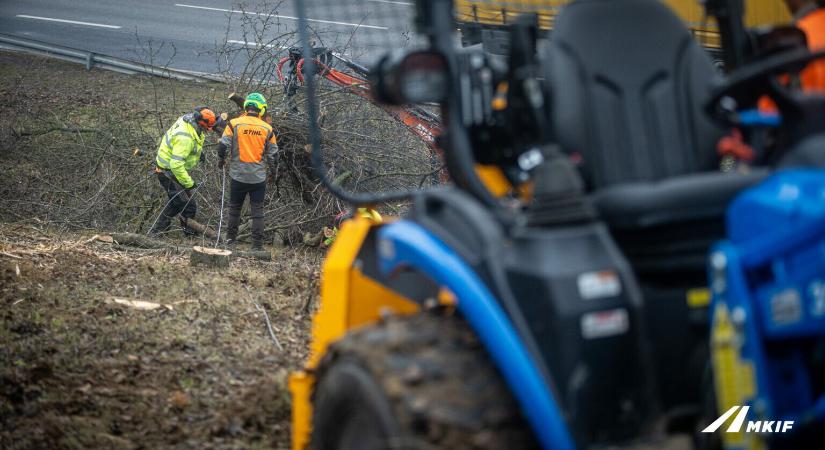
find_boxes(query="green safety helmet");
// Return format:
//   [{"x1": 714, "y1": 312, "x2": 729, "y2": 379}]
[{"x1": 244, "y1": 92, "x2": 268, "y2": 117}]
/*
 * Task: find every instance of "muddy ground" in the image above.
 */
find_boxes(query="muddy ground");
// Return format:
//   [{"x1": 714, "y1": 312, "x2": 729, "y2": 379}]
[{"x1": 0, "y1": 224, "x2": 320, "y2": 449}]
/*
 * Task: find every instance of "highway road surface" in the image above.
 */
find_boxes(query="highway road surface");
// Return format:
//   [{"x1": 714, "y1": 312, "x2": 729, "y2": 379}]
[{"x1": 0, "y1": 0, "x2": 420, "y2": 74}]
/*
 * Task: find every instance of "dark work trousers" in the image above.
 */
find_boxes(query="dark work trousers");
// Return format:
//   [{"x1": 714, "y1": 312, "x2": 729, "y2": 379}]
[
  {"x1": 225, "y1": 179, "x2": 266, "y2": 248},
  {"x1": 150, "y1": 171, "x2": 197, "y2": 234}
]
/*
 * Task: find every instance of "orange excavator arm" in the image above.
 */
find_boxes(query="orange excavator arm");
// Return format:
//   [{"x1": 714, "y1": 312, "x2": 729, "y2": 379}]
[{"x1": 277, "y1": 49, "x2": 443, "y2": 152}]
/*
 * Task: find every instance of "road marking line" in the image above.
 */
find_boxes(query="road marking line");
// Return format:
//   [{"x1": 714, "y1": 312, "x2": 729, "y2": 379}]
[
  {"x1": 227, "y1": 39, "x2": 287, "y2": 49},
  {"x1": 229, "y1": 40, "x2": 352, "y2": 56},
  {"x1": 175, "y1": 4, "x2": 388, "y2": 30},
  {"x1": 15, "y1": 14, "x2": 121, "y2": 29},
  {"x1": 367, "y1": 0, "x2": 413, "y2": 5}
]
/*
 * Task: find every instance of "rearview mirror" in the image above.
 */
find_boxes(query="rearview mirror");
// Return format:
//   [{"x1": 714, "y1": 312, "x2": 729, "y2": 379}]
[{"x1": 370, "y1": 50, "x2": 449, "y2": 105}]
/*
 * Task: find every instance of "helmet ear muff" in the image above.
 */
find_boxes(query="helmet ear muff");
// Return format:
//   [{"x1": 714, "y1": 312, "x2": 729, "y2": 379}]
[
  {"x1": 193, "y1": 107, "x2": 216, "y2": 130},
  {"x1": 193, "y1": 106, "x2": 206, "y2": 126}
]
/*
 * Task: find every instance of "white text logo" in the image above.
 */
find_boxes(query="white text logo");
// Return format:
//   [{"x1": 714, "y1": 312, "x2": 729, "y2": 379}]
[{"x1": 701, "y1": 406, "x2": 794, "y2": 433}]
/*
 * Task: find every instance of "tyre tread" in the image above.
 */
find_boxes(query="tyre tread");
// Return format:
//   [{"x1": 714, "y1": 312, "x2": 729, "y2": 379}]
[{"x1": 313, "y1": 311, "x2": 536, "y2": 450}]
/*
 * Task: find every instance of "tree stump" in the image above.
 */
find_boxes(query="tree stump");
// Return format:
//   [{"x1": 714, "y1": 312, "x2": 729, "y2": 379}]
[{"x1": 190, "y1": 246, "x2": 232, "y2": 268}]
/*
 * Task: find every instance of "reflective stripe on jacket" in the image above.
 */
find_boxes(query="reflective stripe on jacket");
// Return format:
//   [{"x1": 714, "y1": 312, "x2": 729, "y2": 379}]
[
  {"x1": 219, "y1": 113, "x2": 278, "y2": 184},
  {"x1": 156, "y1": 114, "x2": 205, "y2": 188}
]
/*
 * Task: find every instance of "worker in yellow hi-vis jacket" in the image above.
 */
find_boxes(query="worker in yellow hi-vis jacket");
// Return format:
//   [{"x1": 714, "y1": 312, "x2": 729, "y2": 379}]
[{"x1": 149, "y1": 107, "x2": 217, "y2": 236}]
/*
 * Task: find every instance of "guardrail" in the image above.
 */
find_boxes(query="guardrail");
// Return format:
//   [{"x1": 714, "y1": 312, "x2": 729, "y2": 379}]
[{"x1": 0, "y1": 33, "x2": 225, "y2": 83}]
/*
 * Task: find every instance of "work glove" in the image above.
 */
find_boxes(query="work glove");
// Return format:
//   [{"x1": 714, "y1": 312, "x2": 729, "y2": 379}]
[
  {"x1": 186, "y1": 181, "x2": 198, "y2": 192},
  {"x1": 200, "y1": 152, "x2": 206, "y2": 163},
  {"x1": 218, "y1": 158, "x2": 225, "y2": 170}
]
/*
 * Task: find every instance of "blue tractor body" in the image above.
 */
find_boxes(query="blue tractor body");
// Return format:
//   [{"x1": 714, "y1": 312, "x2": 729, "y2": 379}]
[
  {"x1": 708, "y1": 170, "x2": 825, "y2": 449},
  {"x1": 287, "y1": 0, "x2": 825, "y2": 448}
]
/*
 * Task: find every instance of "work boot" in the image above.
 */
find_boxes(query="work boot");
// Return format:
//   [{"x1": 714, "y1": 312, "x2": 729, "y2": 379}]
[{"x1": 225, "y1": 238, "x2": 237, "y2": 251}]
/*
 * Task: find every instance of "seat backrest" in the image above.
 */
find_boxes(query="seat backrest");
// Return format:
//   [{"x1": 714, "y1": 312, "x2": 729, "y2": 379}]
[{"x1": 545, "y1": 0, "x2": 723, "y2": 188}]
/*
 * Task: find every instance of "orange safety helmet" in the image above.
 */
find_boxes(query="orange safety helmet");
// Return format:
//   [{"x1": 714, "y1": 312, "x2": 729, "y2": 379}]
[{"x1": 194, "y1": 107, "x2": 217, "y2": 131}]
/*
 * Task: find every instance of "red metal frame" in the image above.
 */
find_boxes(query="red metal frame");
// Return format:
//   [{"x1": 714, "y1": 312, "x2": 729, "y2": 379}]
[{"x1": 277, "y1": 55, "x2": 443, "y2": 153}]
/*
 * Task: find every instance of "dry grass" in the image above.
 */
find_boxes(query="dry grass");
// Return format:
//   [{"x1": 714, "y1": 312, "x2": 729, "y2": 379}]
[{"x1": 0, "y1": 223, "x2": 320, "y2": 449}]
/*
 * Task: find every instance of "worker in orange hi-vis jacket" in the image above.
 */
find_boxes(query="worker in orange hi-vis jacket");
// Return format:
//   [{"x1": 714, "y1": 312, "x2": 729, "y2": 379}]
[
  {"x1": 217, "y1": 93, "x2": 278, "y2": 251},
  {"x1": 755, "y1": 0, "x2": 825, "y2": 115},
  {"x1": 786, "y1": 0, "x2": 825, "y2": 93}
]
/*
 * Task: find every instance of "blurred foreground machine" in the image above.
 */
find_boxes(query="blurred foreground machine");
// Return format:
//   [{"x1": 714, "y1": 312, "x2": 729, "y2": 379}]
[{"x1": 287, "y1": 0, "x2": 825, "y2": 449}]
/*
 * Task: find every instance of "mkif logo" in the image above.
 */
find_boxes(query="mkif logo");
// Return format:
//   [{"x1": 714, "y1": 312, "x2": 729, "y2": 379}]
[{"x1": 702, "y1": 405, "x2": 794, "y2": 433}]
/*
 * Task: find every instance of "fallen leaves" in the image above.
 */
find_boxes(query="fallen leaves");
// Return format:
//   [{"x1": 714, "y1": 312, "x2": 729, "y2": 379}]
[{"x1": 168, "y1": 390, "x2": 189, "y2": 409}]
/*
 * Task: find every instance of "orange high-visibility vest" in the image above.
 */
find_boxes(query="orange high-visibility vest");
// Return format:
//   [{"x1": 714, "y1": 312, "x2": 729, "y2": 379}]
[
  {"x1": 797, "y1": 8, "x2": 825, "y2": 94},
  {"x1": 221, "y1": 113, "x2": 277, "y2": 184}
]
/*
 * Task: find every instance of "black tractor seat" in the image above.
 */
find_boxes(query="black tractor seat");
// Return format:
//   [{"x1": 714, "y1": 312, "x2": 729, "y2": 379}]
[
  {"x1": 545, "y1": 0, "x2": 724, "y2": 189},
  {"x1": 543, "y1": 0, "x2": 762, "y2": 278},
  {"x1": 593, "y1": 170, "x2": 768, "y2": 275}
]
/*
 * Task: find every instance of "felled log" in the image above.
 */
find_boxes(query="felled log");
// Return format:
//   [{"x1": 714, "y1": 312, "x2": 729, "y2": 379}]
[
  {"x1": 234, "y1": 250, "x2": 272, "y2": 261},
  {"x1": 190, "y1": 246, "x2": 232, "y2": 268},
  {"x1": 110, "y1": 232, "x2": 271, "y2": 261},
  {"x1": 228, "y1": 92, "x2": 246, "y2": 109},
  {"x1": 112, "y1": 244, "x2": 165, "y2": 254},
  {"x1": 182, "y1": 218, "x2": 217, "y2": 239},
  {"x1": 112, "y1": 233, "x2": 180, "y2": 250}
]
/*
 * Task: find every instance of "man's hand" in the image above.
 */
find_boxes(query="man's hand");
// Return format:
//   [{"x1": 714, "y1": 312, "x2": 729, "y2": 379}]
[
  {"x1": 199, "y1": 152, "x2": 206, "y2": 163},
  {"x1": 218, "y1": 158, "x2": 225, "y2": 170},
  {"x1": 186, "y1": 181, "x2": 198, "y2": 192}
]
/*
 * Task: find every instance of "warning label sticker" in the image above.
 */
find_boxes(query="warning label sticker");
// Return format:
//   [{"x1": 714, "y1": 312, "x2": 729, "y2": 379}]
[
  {"x1": 577, "y1": 271, "x2": 622, "y2": 300},
  {"x1": 581, "y1": 308, "x2": 629, "y2": 339}
]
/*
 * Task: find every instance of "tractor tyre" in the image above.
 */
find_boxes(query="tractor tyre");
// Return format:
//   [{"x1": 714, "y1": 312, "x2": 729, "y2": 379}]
[{"x1": 311, "y1": 311, "x2": 537, "y2": 450}]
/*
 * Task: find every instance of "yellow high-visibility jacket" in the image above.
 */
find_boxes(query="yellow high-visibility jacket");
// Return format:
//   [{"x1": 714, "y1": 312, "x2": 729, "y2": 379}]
[{"x1": 156, "y1": 113, "x2": 205, "y2": 189}]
